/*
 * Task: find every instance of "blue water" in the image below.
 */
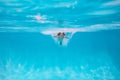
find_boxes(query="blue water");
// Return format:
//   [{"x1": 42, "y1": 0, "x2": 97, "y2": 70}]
[{"x1": 0, "y1": 0, "x2": 120, "y2": 80}]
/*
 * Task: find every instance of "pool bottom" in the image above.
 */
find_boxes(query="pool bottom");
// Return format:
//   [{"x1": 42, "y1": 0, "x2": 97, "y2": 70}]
[{"x1": 0, "y1": 59, "x2": 120, "y2": 80}]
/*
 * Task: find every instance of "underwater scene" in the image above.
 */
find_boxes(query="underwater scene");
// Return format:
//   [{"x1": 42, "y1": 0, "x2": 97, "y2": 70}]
[{"x1": 0, "y1": 0, "x2": 120, "y2": 80}]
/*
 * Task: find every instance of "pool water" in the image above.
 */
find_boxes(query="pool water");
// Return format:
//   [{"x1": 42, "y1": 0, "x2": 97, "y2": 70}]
[{"x1": 0, "y1": 0, "x2": 120, "y2": 80}]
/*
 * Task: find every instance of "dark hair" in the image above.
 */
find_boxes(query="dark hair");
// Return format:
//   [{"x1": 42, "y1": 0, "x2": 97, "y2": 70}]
[
  {"x1": 62, "y1": 32, "x2": 65, "y2": 35},
  {"x1": 57, "y1": 32, "x2": 61, "y2": 36}
]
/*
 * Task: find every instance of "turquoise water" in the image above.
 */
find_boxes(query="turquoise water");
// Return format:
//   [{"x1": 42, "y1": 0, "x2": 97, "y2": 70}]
[{"x1": 0, "y1": 0, "x2": 120, "y2": 80}]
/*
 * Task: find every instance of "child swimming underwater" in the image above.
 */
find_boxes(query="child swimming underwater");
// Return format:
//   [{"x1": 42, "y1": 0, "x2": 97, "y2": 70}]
[{"x1": 54, "y1": 32, "x2": 69, "y2": 45}]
